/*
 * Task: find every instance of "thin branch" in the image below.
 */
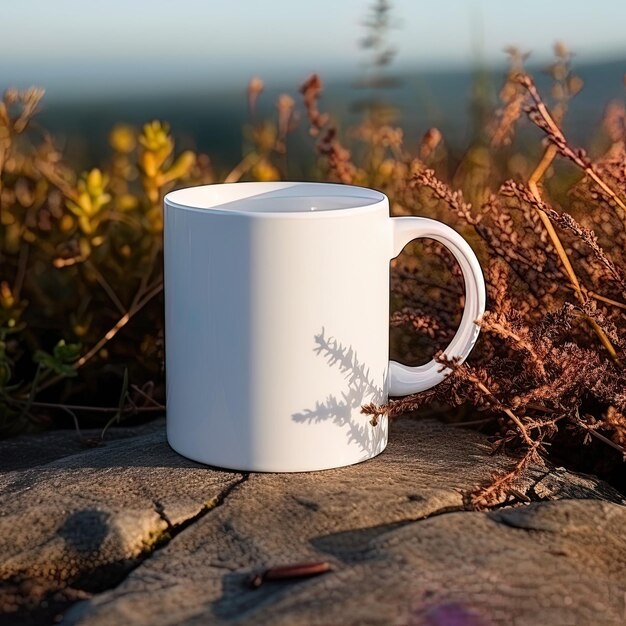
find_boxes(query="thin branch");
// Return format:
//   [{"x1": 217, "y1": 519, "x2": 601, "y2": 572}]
[
  {"x1": 13, "y1": 242, "x2": 29, "y2": 300},
  {"x1": 585, "y1": 290, "x2": 626, "y2": 311},
  {"x1": 35, "y1": 160, "x2": 77, "y2": 201},
  {"x1": 12, "y1": 399, "x2": 164, "y2": 414},
  {"x1": 578, "y1": 419, "x2": 626, "y2": 458},
  {"x1": 74, "y1": 282, "x2": 162, "y2": 370},
  {"x1": 525, "y1": 147, "x2": 618, "y2": 360},
  {"x1": 471, "y1": 438, "x2": 543, "y2": 509},
  {"x1": 449, "y1": 418, "x2": 494, "y2": 428},
  {"x1": 130, "y1": 384, "x2": 165, "y2": 409},
  {"x1": 34, "y1": 280, "x2": 163, "y2": 394},
  {"x1": 224, "y1": 152, "x2": 262, "y2": 183},
  {"x1": 472, "y1": 377, "x2": 534, "y2": 446},
  {"x1": 517, "y1": 72, "x2": 626, "y2": 224},
  {"x1": 85, "y1": 260, "x2": 126, "y2": 315},
  {"x1": 58, "y1": 405, "x2": 82, "y2": 439},
  {"x1": 528, "y1": 145, "x2": 583, "y2": 296}
]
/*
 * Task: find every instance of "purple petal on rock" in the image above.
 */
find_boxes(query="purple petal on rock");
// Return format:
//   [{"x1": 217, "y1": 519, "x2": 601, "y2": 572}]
[{"x1": 422, "y1": 602, "x2": 491, "y2": 626}]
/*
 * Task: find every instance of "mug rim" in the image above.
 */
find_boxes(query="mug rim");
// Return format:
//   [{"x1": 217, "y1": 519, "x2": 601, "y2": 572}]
[{"x1": 164, "y1": 181, "x2": 388, "y2": 218}]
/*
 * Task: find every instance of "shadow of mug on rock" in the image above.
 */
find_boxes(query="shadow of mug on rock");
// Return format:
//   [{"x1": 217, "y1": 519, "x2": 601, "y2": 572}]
[{"x1": 163, "y1": 182, "x2": 486, "y2": 472}]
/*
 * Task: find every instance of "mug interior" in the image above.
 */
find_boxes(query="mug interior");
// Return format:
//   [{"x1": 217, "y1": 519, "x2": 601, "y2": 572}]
[{"x1": 164, "y1": 182, "x2": 386, "y2": 215}]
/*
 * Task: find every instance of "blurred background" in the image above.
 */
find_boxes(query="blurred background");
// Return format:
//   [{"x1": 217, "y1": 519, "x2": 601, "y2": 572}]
[{"x1": 4, "y1": 0, "x2": 626, "y2": 171}]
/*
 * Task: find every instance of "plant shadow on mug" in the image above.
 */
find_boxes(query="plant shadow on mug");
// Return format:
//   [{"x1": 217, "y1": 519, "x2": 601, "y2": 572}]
[{"x1": 291, "y1": 328, "x2": 387, "y2": 456}]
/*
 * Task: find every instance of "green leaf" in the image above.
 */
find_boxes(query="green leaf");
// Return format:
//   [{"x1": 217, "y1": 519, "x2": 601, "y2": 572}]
[
  {"x1": 33, "y1": 346, "x2": 78, "y2": 377},
  {"x1": 53, "y1": 340, "x2": 82, "y2": 363}
]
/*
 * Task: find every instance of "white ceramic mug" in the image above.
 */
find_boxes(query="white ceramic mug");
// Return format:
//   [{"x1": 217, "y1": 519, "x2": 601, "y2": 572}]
[{"x1": 164, "y1": 182, "x2": 485, "y2": 472}]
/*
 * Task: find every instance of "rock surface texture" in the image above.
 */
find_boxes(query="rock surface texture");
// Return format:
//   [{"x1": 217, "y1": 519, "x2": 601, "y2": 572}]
[{"x1": 0, "y1": 418, "x2": 625, "y2": 626}]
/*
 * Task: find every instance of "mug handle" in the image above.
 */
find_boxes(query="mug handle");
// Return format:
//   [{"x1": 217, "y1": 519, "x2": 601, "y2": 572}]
[{"x1": 388, "y1": 217, "x2": 486, "y2": 396}]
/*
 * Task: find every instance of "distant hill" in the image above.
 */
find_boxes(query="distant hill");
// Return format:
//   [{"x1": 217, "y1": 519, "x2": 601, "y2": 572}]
[{"x1": 33, "y1": 59, "x2": 625, "y2": 172}]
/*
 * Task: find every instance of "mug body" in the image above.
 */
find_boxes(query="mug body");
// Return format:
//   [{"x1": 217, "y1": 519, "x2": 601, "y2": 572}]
[{"x1": 164, "y1": 182, "x2": 391, "y2": 472}]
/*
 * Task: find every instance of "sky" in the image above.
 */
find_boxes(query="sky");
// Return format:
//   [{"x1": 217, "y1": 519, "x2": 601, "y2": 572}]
[{"x1": 3, "y1": 0, "x2": 626, "y2": 99}]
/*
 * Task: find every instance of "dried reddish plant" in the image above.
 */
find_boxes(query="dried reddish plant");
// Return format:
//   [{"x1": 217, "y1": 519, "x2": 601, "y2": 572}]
[
  {"x1": 299, "y1": 74, "x2": 358, "y2": 184},
  {"x1": 348, "y1": 53, "x2": 626, "y2": 507}
]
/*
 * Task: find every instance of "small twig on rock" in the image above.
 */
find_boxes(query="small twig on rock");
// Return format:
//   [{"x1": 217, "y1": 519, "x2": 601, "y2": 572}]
[{"x1": 248, "y1": 561, "x2": 332, "y2": 589}]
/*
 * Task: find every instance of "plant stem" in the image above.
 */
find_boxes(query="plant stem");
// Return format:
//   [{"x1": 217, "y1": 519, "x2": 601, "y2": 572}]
[
  {"x1": 471, "y1": 438, "x2": 543, "y2": 508},
  {"x1": 85, "y1": 260, "x2": 126, "y2": 315},
  {"x1": 528, "y1": 146, "x2": 582, "y2": 296},
  {"x1": 224, "y1": 152, "x2": 261, "y2": 183},
  {"x1": 13, "y1": 242, "x2": 29, "y2": 300},
  {"x1": 18, "y1": 363, "x2": 42, "y2": 421},
  {"x1": 130, "y1": 384, "x2": 165, "y2": 408},
  {"x1": 519, "y1": 72, "x2": 626, "y2": 225},
  {"x1": 585, "y1": 290, "x2": 626, "y2": 311},
  {"x1": 527, "y1": 146, "x2": 618, "y2": 360},
  {"x1": 34, "y1": 279, "x2": 163, "y2": 395},
  {"x1": 12, "y1": 399, "x2": 164, "y2": 414}
]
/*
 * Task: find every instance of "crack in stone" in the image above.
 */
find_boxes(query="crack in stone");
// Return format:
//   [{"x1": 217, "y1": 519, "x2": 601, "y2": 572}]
[
  {"x1": 311, "y1": 495, "x2": 579, "y2": 566},
  {"x1": 57, "y1": 473, "x2": 250, "y2": 622},
  {"x1": 526, "y1": 468, "x2": 556, "y2": 501},
  {"x1": 152, "y1": 499, "x2": 173, "y2": 530},
  {"x1": 162, "y1": 473, "x2": 250, "y2": 543},
  {"x1": 415, "y1": 504, "x2": 468, "y2": 521}
]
